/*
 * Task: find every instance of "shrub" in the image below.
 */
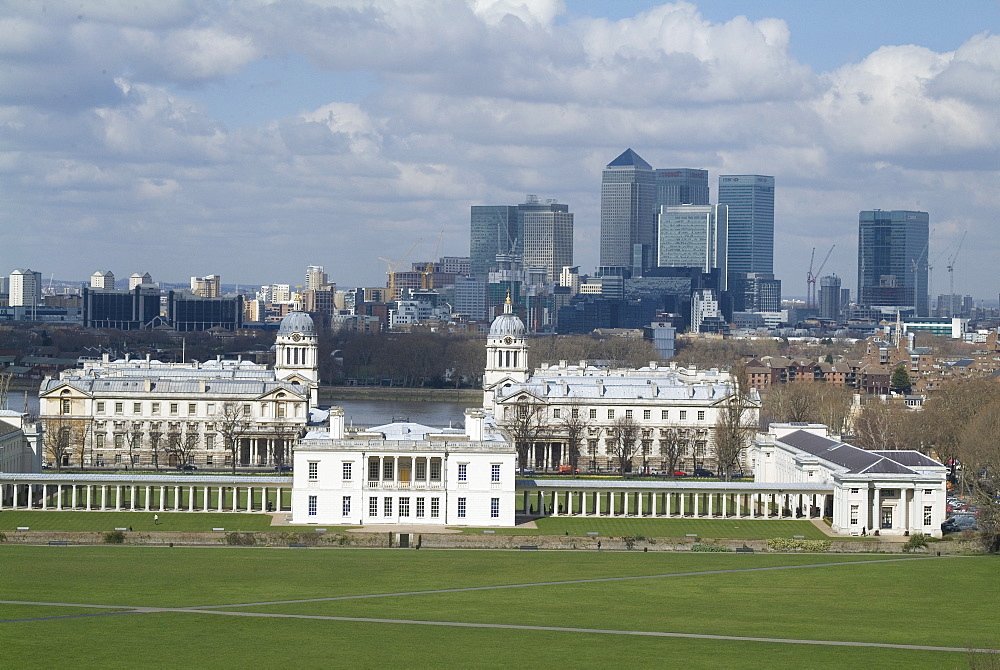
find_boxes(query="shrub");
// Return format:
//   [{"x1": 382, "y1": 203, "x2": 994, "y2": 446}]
[
  {"x1": 0, "y1": 531, "x2": 7, "y2": 542},
  {"x1": 903, "y1": 533, "x2": 929, "y2": 553},
  {"x1": 690, "y1": 543, "x2": 732, "y2": 552},
  {"x1": 765, "y1": 538, "x2": 831, "y2": 553},
  {"x1": 103, "y1": 530, "x2": 126, "y2": 544},
  {"x1": 225, "y1": 532, "x2": 257, "y2": 546}
]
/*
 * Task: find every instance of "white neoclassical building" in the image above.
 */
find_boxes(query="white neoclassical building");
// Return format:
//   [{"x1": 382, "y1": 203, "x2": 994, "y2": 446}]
[
  {"x1": 291, "y1": 407, "x2": 516, "y2": 527},
  {"x1": 748, "y1": 423, "x2": 947, "y2": 537},
  {"x1": 38, "y1": 311, "x2": 320, "y2": 469},
  {"x1": 0, "y1": 411, "x2": 42, "y2": 473}
]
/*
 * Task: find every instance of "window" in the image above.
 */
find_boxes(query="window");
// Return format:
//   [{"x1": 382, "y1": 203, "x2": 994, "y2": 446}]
[
  {"x1": 430, "y1": 497, "x2": 440, "y2": 518},
  {"x1": 169, "y1": 403, "x2": 179, "y2": 416},
  {"x1": 383, "y1": 460, "x2": 394, "y2": 480},
  {"x1": 206, "y1": 403, "x2": 215, "y2": 414},
  {"x1": 151, "y1": 402, "x2": 159, "y2": 415},
  {"x1": 277, "y1": 403, "x2": 286, "y2": 418},
  {"x1": 552, "y1": 408, "x2": 560, "y2": 418},
  {"x1": 308, "y1": 462, "x2": 318, "y2": 481},
  {"x1": 924, "y1": 506, "x2": 933, "y2": 525},
  {"x1": 188, "y1": 403, "x2": 197, "y2": 416},
  {"x1": 697, "y1": 411, "x2": 705, "y2": 421},
  {"x1": 384, "y1": 497, "x2": 393, "y2": 517},
  {"x1": 625, "y1": 409, "x2": 632, "y2": 419},
  {"x1": 491, "y1": 464, "x2": 501, "y2": 483},
  {"x1": 369, "y1": 497, "x2": 378, "y2": 517},
  {"x1": 661, "y1": 410, "x2": 668, "y2": 420},
  {"x1": 881, "y1": 507, "x2": 893, "y2": 529},
  {"x1": 491, "y1": 498, "x2": 499, "y2": 519},
  {"x1": 242, "y1": 404, "x2": 251, "y2": 415},
  {"x1": 133, "y1": 402, "x2": 141, "y2": 414},
  {"x1": 608, "y1": 409, "x2": 615, "y2": 419},
  {"x1": 399, "y1": 497, "x2": 410, "y2": 517},
  {"x1": 457, "y1": 497, "x2": 467, "y2": 518},
  {"x1": 96, "y1": 434, "x2": 105, "y2": 448},
  {"x1": 589, "y1": 409, "x2": 597, "y2": 419},
  {"x1": 114, "y1": 434, "x2": 123, "y2": 449},
  {"x1": 114, "y1": 402, "x2": 123, "y2": 415},
  {"x1": 850, "y1": 505, "x2": 859, "y2": 525},
  {"x1": 308, "y1": 496, "x2": 317, "y2": 516},
  {"x1": 415, "y1": 460, "x2": 426, "y2": 480},
  {"x1": 458, "y1": 463, "x2": 467, "y2": 482},
  {"x1": 342, "y1": 462, "x2": 352, "y2": 481},
  {"x1": 369, "y1": 460, "x2": 379, "y2": 481},
  {"x1": 679, "y1": 410, "x2": 687, "y2": 420},
  {"x1": 205, "y1": 434, "x2": 215, "y2": 449},
  {"x1": 96, "y1": 402, "x2": 105, "y2": 414},
  {"x1": 924, "y1": 489, "x2": 933, "y2": 496},
  {"x1": 430, "y1": 460, "x2": 441, "y2": 481},
  {"x1": 131, "y1": 454, "x2": 139, "y2": 465},
  {"x1": 342, "y1": 496, "x2": 351, "y2": 517},
  {"x1": 114, "y1": 454, "x2": 122, "y2": 464},
  {"x1": 571, "y1": 408, "x2": 579, "y2": 419},
  {"x1": 643, "y1": 409, "x2": 650, "y2": 420},
  {"x1": 850, "y1": 488, "x2": 859, "y2": 494},
  {"x1": 205, "y1": 456, "x2": 213, "y2": 466}
]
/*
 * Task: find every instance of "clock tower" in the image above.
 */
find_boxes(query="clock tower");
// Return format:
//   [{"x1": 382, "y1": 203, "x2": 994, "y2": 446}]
[
  {"x1": 483, "y1": 294, "x2": 528, "y2": 413},
  {"x1": 275, "y1": 311, "x2": 319, "y2": 404}
]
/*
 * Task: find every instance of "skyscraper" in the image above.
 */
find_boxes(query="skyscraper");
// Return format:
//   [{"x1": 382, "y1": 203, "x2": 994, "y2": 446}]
[
  {"x1": 657, "y1": 204, "x2": 728, "y2": 288},
  {"x1": 90, "y1": 270, "x2": 115, "y2": 290},
  {"x1": 718, "y1": 175, "x2": 774, "y2": 276},
  {"x1": 9, "y1": 269, "x2": 41, "y2": 307},
  {"x1": 470, "y1": 205, "x2": 519, "y2": 278},
  {"x1": 519, "y1": 195, "x2": 573, "y2": 282},
  {"x1": 818, "y1": 275, "x2": 842, "y2": 320},
  {"x1": 654, "y1": 168, "x2": 709, "y2": 209},
  {"x1": 305, "y1": 265, "x2": 329, "y2": 290},
  {"x1": 600, "y1": 148, "x2": 656, "y2": 275},
  {"x1": 857, "y1": 210, "x2": 929, "y2": 316}
]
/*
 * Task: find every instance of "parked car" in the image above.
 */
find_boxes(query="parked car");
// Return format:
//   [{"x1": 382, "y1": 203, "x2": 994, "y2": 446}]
[
  {"x1": 274, "y1": 465, "x2": 292, "y2": 472},
  {"x1": 941, "y1": 514, "x2": 978, "y2": 533},
  {"x1": 557, "y1": 465, "x2": 580, "y2": 474},
  {"x1": 177, "y1": 463, "x2": 197, "y2": 471},
  {"x1": 672, "y1": 470, "x2": 689, "y2": 477},
  {"x1": 693, "y1": 468, "x2": 715, "y2": 477},
  {"x1": 518, "y1": 467, "x2": 535, "y2": 476}
]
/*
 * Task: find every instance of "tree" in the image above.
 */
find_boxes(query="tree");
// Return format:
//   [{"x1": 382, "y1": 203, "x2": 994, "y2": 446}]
[
  {"x1": 217, "y1": 401, "x2": 251, "y2": 474},
  {"x1": 0, "y1": 371, "x2": 11, "y2": 409},
  {"x1": 608, "y1": 414, "x2": 640, "y2": 476},
  {"x1": 851, "y1": 397, "x2": 908, "y2": 451},
  {"x1": 498, "y1": 396, "x2": 550, "y2": 472},
  {"x1": 72, "y1": 418, "x2": 94, "y2": 469},
  {"x1": 166, "y1": 429, "x2": 198, "y2": 467},
  {"x1": 558, "y1": 400, "x2": 591, "y2": 476},
  {"x1": 917, "y1": 378, "x2": 996, "y2": 476},
  {"x1": 149, "y1": 426, "x2": 166, "y2": 471},
  {"x1": 714, "y1": 366, "x2": 758, "y2": 481},
  {"x1": 956, "y1": 399, "x2": 1000, "y2": 552},
  {"x1": 659, "y1": 427, "x2": 695, "y2": 478},
  {"x1": 889, "y1": 364, "x2": 912, "y2": 394},
  {"x1": 42, "y1": 417, "x2": 83, "y2": 471},
  {"x1": 120, "y1": 420, "x2": 143, "y2": 469},
  {"x1": 268, "y1": 419, "x2": 300, "y2": 469}
]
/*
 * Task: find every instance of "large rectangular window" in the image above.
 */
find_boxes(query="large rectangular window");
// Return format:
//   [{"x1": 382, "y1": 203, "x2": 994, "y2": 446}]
[
  {"x1": 415, "y1": 460, "x2": 426, "y2": 480},
  {"x1": 342, "y1": 496, "x2": 351, "y2": 517},
  {"x1": 430, "y1": 497, "x2": 440, "y2": 518},
  {"x1": 96, "y1": 401, "x2": 105, "y2": 414},
  {"x1": 661, "y1": 410, "x2": 668, "y2": 420},
  {"x1": 491, "y1": 464, "x2": 501, "y2": 483},
  {"x1": 188, "y1": 403, "x2": 197, "y2": 416},
  {"x1": 383, "y1": 460, "x2": 394, "y2": 480},
  {"x1": 850, "y1": 505, "x2": 859, "y2": 525},
  {"x1": 369, "y1": 497, "x2": 378, "y2": 517},
  {"x1": 924, "y1": 506, "x2": 933, "y2": 526},
  {"x1": 133, "y1": 402, "x2": 142, "y2": 414},
  {"x1": 457, "y1": 497, "x2": 467, "y2": 518},
  {"x1": 416, "y1": 498, "x2": 425, "y2": 517},
  {"x1": 491, "y1": 498, "x2": 500, "y2": 518},
  {"x1": 384, "y1": 497, "x2": 393, "y2": 517},
  {"x1": 308, "y1": 496, "x2": 317, "y2": 516},
  {"x1": 589, "y1": 409, "x2": 597, "y2": 419},
  {"x1": 342, "y1": 462, "x2": 352, "y2": 481},
  {"x1": 643, "y1": 409, "x2": 651, "y2": 420},
  {"x1": 399, "y1": 497, "x2": 410, "y2": 517},
  {"x1": 430, "y1": 460, "x2": 441, "y2": 481},
  {"x1": 114, "y1": 402, "x2": 123, "y2": 415},
  {"x1": 458, "y1": 463, "x2": 467, "y2": 482},
  {"x1": 308, "y1": 462, "x2": 318, "y2": 481},
  {"x1": 369, "y1": 460, "x2": 379, "y2": 481}
]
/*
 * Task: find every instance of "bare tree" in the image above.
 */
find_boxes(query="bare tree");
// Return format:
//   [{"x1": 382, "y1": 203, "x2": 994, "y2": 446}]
[
  {"x1": 714, "y1": 366, "x2": 758, "y2": 481},
  {"x1": 608, "y1": 414, "x2": 640, "y2": 476},
  {"x1": 72, "y1": 418, "x2": 94, "y2": 469},
  {"x1": 0, "y1": 371, "x2": 11, "y2": 409},
  {"x1": 149, "y1": 426, "x2": 165, "y2": 471},
  {"x1": 659, "y1": 427, "x2": 697, "y2": 478},
  {"x1": 42, "y1": 417, "x2": 80, "y2": 471},
  {"x1": 268, "y1": 419, "x2": 300, "y2": 470},
  {"x1": 851, "y1": 397, "x2": 907, "y2": 451},
  {"x1": 558, "y1": 400, "x2": 590, "y2": 476},
  {"x1": 120, "y1": 420, "x2": 143, "y2": 469},
  {"x1": 918, "y1": 378, "x2": 995, "y2": 478},
  {"x1": 957, "y1": 400, "x2": 1000, "y2": 552},
  {"x1": 497, "y1": 396, "x2": 550, "y2": 472},
  {"x1": 166, "y1": 429, "x2": 198, "y2": 468},
  {"x1": 217, "y1": 401, "x2": 251, "y2": 474}
]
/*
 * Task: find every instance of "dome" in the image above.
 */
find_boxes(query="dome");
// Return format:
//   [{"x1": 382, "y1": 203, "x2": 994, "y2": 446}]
[
  {"x1": 489, "y1": 297, "x2": 525, "y2": 338},
  {"x1": 278, "y1": 311, "x2": 316, "y2": 336}
]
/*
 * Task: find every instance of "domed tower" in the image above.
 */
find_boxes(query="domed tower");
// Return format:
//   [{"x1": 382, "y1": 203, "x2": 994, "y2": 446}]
[
  {"x1": 275, "y1": 312, "x2": 319, "y2": 394},
  {"x1": 483, "y1": 294, "x2": 528, "y2": 412}
]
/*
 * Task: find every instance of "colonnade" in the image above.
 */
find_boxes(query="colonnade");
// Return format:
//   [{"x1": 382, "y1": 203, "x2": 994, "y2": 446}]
[{"x1": 521, "y1": 485, "x2": 832, "y2": 520}]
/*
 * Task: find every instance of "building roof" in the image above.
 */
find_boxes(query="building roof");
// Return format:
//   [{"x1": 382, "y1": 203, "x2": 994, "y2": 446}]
[
  {"x1": 606, "y1": 148, "x2": 652, "y2": 170},
  {"x1": 278, "y1": 311, "x2": 316, "y2": 336},
  {"x1": 499, "y1": 375, "x2": 737, "y2": 403},
  {"x1": 777, "y1": 429, "x2": 942, "y2": 476}
]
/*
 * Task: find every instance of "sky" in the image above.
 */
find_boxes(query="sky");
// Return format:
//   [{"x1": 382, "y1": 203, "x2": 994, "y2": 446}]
[{"x1": 2, "y1": 1, "x2": 998, "y2": 302}]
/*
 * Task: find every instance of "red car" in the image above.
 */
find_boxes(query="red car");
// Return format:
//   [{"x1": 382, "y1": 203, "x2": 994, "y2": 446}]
[{"x1": 672, "y1": 470, "x2": 689, "y2": 477}]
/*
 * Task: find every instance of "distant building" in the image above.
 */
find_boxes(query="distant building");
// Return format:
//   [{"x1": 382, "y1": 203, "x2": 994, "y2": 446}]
[
  {"x1": 857, "y1": 210, "x2": 929, "y2": 316},
  {"x1": 818, "y1": 275, "x2": 842, "y2": 320},
  {"x1": 470, "y1": 205, "x2": 520, "y2": 278},
  {"x1": 190, "y1": 275, "x2": 221, "y2": 298},
  {"x1": 167, "y1": 291, "x2": 244, "y2": 332},
  {"x1": 600, "y1": 149, "x2": 656, "y2": 276},
  {"x1": 519, "y1": 195, "x2": 574, "y2": 282},
  {"x1": 129, "y1": 273, "x2": 153, "y2": 290},
  {"x1": 82, "y1": 285, "x2": 162, "y2": 330},
  {"x1": 90, "y1": 271, "x2": 115, "y2": 290},
  {"x1": 9, "y1": 269, "x2": 42, "y2": 308},
  {"x1": 657, "y1": 204, "x2": 728, "y2": 289},
  {"x1": 654, "y1": 168, "x2": 709, "y2": 209},
  {"x1": 305, "y1": 266, "x2": 329, "y2": 291},
  {"x1": 718, "y1": 175, "x2": 774, "y2": 278}
]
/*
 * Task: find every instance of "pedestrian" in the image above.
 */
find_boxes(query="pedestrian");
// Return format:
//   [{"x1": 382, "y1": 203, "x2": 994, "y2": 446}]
[
  {"x1": 154, "y1": 514, "x2": 159, "y2": 525},
  {"x1": 597, "y1": 540, "x2": 602, "y2": 551}
]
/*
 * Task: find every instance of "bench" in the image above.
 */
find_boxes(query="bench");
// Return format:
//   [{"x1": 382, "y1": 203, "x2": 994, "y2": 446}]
[
  {"x1": 314, "y1": 528, "x2": 326, "y2": 532},
  {"x1": 586, "y1": 532, "x2": 599, "y2": 536},
  {"x1": 212, "y1": 527, "x2": 225, "y2": 531},
  {"x1": 16, "y1": 526, "x2": 29, "y2": 531},
  {"x1": 685, "y1": 534, "x2": 699, "y2": 538},
  {"x1": 48, "y1": 541, "x2": 69, "y2": 546},
  {"x1": 735, "y1": 546, "x2": 754, "y2": 554},
  {"x1": 519, "y1": 545, "x2": 539, "y2": 551},
  {"x1": 793, "y1": 535, "x2": 805, "y2": 539},
  {"x1": 114, "y1": 527, "x2": 128, "y2": 531},
  {"x1": 288, "y1": 542, "x2": 308, "y2": 548},
  {"x1": 483, "y1": 530, "x2": 495, "y2": 534}
]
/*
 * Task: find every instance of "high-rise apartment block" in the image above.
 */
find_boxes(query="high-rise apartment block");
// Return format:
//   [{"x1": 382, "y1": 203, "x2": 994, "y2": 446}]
[
  {"x1": 600, "y1": 149, "x2": 656, "y2": 276},
  {"x1": 718, "y1": 175, "x2": 774, "y2": 277},
  {"x1": 857, "y1": 210, "x2": 929, "y2": 316},
  {"x1": 90, "y1": 271, "x2": 115, "y2": 290},
  {"x1": 655, "y1": 168, "x2": 709, "y2": 209},
  {"x1": 818, "y1": 275, "x2": 842, "y2": 320},
  {"x1": 190, "y1": 274, "x2": 221, "y2": 298},
  {"x1": 129, "y1": 272, "x2": 152, "y2": 290},
  {"x1": 9, "y1": 269, "x2": 42, "y2": 307},
  {"x1": 306, "y1": 265, "x2": 329, "y2": 290},
  {"x1": 657, "y1": 204, "x2": 728, "y2": 288}
]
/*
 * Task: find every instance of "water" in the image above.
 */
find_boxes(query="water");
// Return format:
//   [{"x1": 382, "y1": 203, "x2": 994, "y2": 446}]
[
  {"x1": 5, "y1": 390, "x2": 38, "y2": 415},
  {"x1": 332, "y1": 398, "x2": 478, "y2": 429}
]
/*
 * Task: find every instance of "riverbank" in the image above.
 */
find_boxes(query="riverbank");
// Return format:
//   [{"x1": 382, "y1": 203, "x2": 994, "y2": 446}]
[{"x1": 319, "y1": 385, "x2": 481, "y2": 403}]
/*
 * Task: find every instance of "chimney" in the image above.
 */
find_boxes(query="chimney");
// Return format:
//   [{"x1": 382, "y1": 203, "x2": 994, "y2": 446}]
[
  {"x1": 464, "y1": 408, "x2": 485, "y2": 441},
  {"x1": 328, "y1": 406, "x2": 346, "y2": 439}
]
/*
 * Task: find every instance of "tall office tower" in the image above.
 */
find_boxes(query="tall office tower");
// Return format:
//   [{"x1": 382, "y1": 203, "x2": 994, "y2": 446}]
[
  {"x1": 657, "y1": 204, "x2": 728, "y2": 288},
  {"x1": 90, "y1": 270, "x2": 115, "y2": 289},
  {"x1": 9, "y1": 269, "x2": 42, "y2": 307},
  {"x1": 471, "y1": 205, "x2": 519, "y2": 278},
  {"x1": 191, "y1": 274, "x2": 221, "y2": 298},
  {"x1": 129, "y1": 272, "x2": 152, "y2": 290},
  {"x1": 519, "y1": 195, "x2": 573, "y2": 282},
  {"x1": 857, "y1": 210, "x2": 929, "y2": 316},
  {"x1": 600, "y1": 149, "x2": 656, "y2": 276},
  {"x1": 306, "y1": 266, "x2": 329, "y2": 290},
  {"x1": 818, "y1": 275, "x2": 842, "y2": 319},
  {"x1": 718, "y1": 175, "x2": 774, "y2": 277},
  {"x1": 654, "y1": 168, "x2": 709, "y2": 209}
]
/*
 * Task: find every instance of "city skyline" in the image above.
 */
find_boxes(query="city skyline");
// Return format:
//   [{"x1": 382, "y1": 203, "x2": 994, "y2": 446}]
[{"x1": 1, "y1": 2, "x2": 997, "y2": 298}]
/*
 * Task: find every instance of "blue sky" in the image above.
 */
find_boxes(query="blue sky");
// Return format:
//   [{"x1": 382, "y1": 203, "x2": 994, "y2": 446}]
[{"x1": 1, "y1": 1, "x2": 998, "y2": 302}]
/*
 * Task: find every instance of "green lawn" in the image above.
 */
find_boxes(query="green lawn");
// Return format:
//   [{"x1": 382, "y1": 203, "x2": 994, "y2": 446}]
[
  {"x1": 459, "y1": 517, "x2": 833, "y2": 539},
  {"x1": 0, "y1": 546, "x2": 995, "y2": 668},
  {"x1": 0, "y1": 510, "x2": 279, "y2": 532}
]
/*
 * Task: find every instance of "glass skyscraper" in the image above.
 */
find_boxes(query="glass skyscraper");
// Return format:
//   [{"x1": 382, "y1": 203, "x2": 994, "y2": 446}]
[
  {"x1": 654, "y1": 168, "x2": 709, "y2": 209},
  {"x1": 718, "y1": 175, "x2": 774, "y2": 276},
  {"x1": 600, "y1": 148, "x2": 656, "y2": 275},
  {"x1": 857, "y1": 210, "x2": 929, "y2": 316},
  {"x1": 470, "y1": 205, "x2": 519, "y2": 278},
  {"x1": 519, "y1": 196, "x2": 573, "y2": 283},
  {"x1": 657, "y1": 204, "x2": 728, "y2": 289}
]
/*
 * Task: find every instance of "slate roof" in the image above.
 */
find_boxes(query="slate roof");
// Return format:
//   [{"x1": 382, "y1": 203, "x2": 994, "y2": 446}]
[
  {"x1": 606, "y1": 148, "x2": 652, "y2": 170},
  {"x1": 499, "y1": 375, "x2": 735, "y2": 402},
  {"x1": 778, "y1": 429, "x2": 936, "y2": 476}
]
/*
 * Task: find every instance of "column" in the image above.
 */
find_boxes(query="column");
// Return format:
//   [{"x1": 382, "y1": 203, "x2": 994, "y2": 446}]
[
  {"x1": 567, "y1": 490, "x2": 574, "y2": 516},
  {"x1": 159, "y1": 486, "x2": 166, "y2": 511},
  {"x1": 218, "y1": 486, "x2": 224, "y2": 512},
  {"x1": 679, "y1": 492, "x2": 685, "y2": 517},
  {"x1": 145, "y1": 487, "x2": 151, "y2": 511},
  {"x1": 203, "y1": 486, "x2": 210, "y2": 511},
  {"x1": 871, "y1": 486, "x2": 880, "y2": 532},
  {"x1": 708, "y1": 492, "x2": 714, "y2": 517}
]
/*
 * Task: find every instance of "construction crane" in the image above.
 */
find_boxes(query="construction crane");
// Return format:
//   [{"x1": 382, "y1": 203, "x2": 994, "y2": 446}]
[
  {"x1": 379, "y1": 238, "x2": 421, "y2": 301},
  {"x1": 806, "y1": 244, "x2": 835, "y2": 309},
  {"x1": 421, "y1": 231, "x2": 444, "y2": 291},
  {"x1": 946, "y1": 230, "x2": 968, "y2": 318}
]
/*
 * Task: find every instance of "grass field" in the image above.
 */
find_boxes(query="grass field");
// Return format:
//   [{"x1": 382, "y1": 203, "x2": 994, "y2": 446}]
[
  {"x1": 459, "y1": 517, "x2": 834, "y2": 539},
  {"x1": 1, "y1": 545, "x2": 996, "y2": 668}
]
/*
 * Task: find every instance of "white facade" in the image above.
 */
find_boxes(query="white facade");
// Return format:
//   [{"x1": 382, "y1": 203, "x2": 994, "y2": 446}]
[
  {"x1": 657, "y1": 204, "x2": 728, "y2": 287},
  {"x1": 291, "y1": 408, "x2": 516, "y2": 526},
  {"x1": 9, "y1": 269, "x2": 42, "y2": 307},
  {"x1": 90, "y1": 271, "x2": 115, "y2": 289},
  {"x1": 0, "y1": 411, "x2": 42, "y2": 472},
  {"x1": 749, "y1": 423, "x2": 947, "y2": 537}
]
